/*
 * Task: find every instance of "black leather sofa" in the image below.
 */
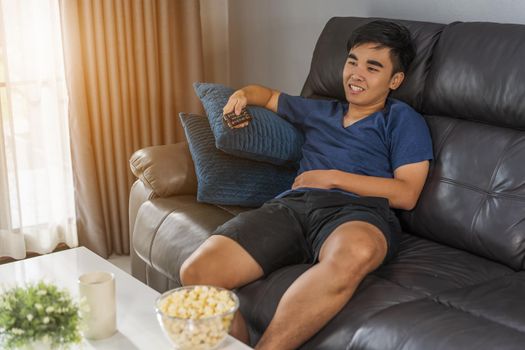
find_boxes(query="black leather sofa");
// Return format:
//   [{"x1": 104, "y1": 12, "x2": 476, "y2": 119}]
[{"x1": 129, "y1": 17, "x2": 525, "y2": 349}]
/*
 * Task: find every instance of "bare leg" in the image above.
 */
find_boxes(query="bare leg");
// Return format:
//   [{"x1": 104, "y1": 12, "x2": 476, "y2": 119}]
[
  {"x1": 180, "y1": 235, "x2": 264, "y2": 344},
  {"x1": 255, "y1": 221, "x2": 388, "y2": 350}
]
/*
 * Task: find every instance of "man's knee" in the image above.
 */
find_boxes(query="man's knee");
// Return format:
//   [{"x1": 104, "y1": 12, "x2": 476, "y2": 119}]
[
  {"x1": 179, "y1": 235, "x2": 264, "y2": 289},
  {"x1": 180, "y1": 236, "x2": 235, "y2": 287},
  {"x1": 346, "y1": 241, "x2": 383, "y2": 268},
  {"x1": 320, "y1": 223, "x2": 388, "y2": 291},
  {"x1": 320, "y1": 247, "x2": 379, "y2": 295},
  {"x1": 179, "y1": 255, "x2": 205, "y2": 286}
]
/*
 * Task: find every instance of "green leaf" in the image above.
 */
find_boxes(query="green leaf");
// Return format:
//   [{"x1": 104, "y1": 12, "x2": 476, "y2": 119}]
[{"x1": 0, "y1": 281, "x2": 82, "y2": 349}]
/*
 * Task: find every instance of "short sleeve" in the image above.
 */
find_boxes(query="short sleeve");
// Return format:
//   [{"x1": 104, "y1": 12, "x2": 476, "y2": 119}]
[
  {"x1": 389, "y1": 107, "x2": 434, "y2": 171},
  {"x1": 277, "y1": 93, "x2": 320, "y2": 126}
]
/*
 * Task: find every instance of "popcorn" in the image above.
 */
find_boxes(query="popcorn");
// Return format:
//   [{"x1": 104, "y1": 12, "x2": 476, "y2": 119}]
[{"x1": 156, "y1": 286, "x2": 238, "y2": 350}]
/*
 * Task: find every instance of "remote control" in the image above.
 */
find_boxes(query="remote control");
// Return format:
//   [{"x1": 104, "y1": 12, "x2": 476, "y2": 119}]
[{"x1": 223, "y1": 108, "x2": 253, "y2": 128}]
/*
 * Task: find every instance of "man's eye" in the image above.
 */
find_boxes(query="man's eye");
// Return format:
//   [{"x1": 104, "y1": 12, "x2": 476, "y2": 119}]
[
  {"x1": 348, "y1": 61, "x2": 357, "y2": 66},
  {"x1": 368, "y1": 67, "x2": 378, "y2": 72}
]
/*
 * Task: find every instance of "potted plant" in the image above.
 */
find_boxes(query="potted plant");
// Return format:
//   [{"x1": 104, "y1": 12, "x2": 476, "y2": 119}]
[{"x1": 0, "y1": 281, "x2": 82, "y2": 349}]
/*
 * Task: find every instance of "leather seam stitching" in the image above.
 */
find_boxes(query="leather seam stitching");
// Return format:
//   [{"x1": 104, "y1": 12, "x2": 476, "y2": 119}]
[
  {"x1": 345, "y1": 293, "x2": 428, "y2": 350},
  {"x1": 431, "y1": 117, "x2": 457, "y2": 161},
  {"x1": 486, "y1": 135, "x2": 517, "y2": 192},
  {"x1": 371, "y1": 273, "x2": 435, "y2": 297},
  {"x1": 469, "y1": 136, "x2": 518, "y2": 263},
  {"x1": 428, "y1": 272, "x2": 515, "y2": 297},
  {"x1": 130, "y1": 159, "x2": 160, "y2": 197},
  {"x1": 147, "y1": 208, "x2": 177, "y2": 267},
  {"x1": 431, "y1": 177, "x2": 525, "y2": 201},
  {"x1": 469, "y1": 193, "x2": 492, "y2": 261},
  {"x1": 430, "y1": 292, "x2": 525, "y2": 335}
]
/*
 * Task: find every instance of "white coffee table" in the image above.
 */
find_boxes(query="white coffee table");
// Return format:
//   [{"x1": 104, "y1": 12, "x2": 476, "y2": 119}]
[{"x1": 0, "y1": 247, "x2": 252, "y2": 349}]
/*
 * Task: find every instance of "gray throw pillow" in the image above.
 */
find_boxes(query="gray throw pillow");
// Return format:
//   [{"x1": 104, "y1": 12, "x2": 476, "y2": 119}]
[
  {"x1": 193, "y1": 82, "x2": 304, "y2": 166},
  {"x1": 179, "y1": 113, "x2": 297, "y2": 207}
]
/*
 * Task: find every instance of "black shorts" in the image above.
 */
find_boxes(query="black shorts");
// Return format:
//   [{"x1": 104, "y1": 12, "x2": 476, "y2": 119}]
[{"x1": 213, "y1": 190, "x2": 402, "y2": 275}]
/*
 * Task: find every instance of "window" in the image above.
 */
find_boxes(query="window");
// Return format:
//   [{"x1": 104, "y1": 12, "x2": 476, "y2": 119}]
[{"x1": 0, "y1": 0, "x2": 77, "y2": 257}]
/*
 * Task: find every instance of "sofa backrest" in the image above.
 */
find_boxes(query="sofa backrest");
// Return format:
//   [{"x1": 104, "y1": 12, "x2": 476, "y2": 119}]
[{"x1": 301, "y1": 17, "x2": 525, "y2": 271}]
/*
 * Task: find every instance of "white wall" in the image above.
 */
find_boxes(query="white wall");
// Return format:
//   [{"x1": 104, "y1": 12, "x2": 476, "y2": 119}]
[{"x1": 222, "y1": 0, "x2": 525, "y2": 94}]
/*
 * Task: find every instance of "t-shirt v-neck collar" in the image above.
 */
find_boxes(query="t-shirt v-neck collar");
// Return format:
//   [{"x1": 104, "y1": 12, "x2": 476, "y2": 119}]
[{"x1": 341, "y1": 100, "x2": 390, "y2": 129}]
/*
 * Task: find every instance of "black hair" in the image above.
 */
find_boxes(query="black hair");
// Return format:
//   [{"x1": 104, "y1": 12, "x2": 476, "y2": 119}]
[{"x1": 346, "y1": 20, "x2": 415, "y2": 74}]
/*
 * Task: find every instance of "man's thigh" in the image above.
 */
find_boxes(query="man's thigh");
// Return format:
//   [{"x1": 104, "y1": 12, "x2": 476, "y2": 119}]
[
  {"x1": 182, "y1": 235, "x2": 265, "y2": 288},
  {"x1": 213, "y1": 198, "x2": 312, "y2": 275}
]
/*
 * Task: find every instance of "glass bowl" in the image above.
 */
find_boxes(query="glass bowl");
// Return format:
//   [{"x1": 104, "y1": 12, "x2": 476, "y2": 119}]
[{"x1": 155, "y1": 285, "x2": 239, "y2": 350}]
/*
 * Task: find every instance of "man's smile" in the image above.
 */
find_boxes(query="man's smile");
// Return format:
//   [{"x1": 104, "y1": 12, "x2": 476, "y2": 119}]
[{"x1": 349, "y1": 84, "x2": 366, "y2": 94}]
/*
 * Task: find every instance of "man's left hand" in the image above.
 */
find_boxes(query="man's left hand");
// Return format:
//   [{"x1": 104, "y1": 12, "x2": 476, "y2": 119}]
[{"x1": 292, "y1": 170, "x2": 337, "y2": 190}]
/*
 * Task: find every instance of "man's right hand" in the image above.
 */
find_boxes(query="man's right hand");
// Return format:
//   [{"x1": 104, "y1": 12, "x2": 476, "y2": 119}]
[
  {"x1": 223, "y1": 90, "x2": 250, "y2": 128},
  {"x1": 222, "y1": 85, "x2": 281, "y2": 129},
  {"x1": 223, "y1": 90, "x2": 248, "y2": 116}
]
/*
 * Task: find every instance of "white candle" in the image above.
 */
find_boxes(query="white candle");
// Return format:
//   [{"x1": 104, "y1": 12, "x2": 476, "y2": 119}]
[{"x1": 78, "y1": 271, "x2": 117, "y2": 339}]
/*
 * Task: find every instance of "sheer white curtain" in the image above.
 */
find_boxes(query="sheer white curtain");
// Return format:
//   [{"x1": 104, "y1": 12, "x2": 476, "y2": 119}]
[{"x1": 0, "y1": 0, "x2": 77, "y2": 259}]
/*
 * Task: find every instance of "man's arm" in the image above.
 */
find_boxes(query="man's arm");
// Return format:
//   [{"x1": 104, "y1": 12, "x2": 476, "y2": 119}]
[
  {"x1": 292, "y1": 161, "x2": 430, "y2": 210},
  {"x1": 223, "y1": 85, "x2": 281, "y2": 117}
]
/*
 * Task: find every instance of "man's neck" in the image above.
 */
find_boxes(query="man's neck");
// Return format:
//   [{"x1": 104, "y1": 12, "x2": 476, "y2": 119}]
[{"x1": 345, "y1": 99, "x2": 387, "y2": 123}]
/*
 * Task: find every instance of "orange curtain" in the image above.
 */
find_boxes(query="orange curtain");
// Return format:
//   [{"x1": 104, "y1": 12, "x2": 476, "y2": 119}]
[{"x1": 60, "y1": 0, "x2": 204, "y2": 258}]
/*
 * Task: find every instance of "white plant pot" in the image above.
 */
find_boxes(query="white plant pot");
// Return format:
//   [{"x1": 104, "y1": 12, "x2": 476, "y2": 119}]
[{"x1": 19, "y1": 338, "x2": 52, "y2": 350}]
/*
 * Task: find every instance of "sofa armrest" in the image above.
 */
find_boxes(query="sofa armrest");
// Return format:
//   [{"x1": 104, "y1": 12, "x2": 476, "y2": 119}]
[{"x1": 129, "y1": 142, "x2": 197, "y2": 198}]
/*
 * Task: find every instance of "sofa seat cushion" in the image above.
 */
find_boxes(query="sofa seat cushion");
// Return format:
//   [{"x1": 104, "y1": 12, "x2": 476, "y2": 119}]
[
  {"x1": 239, "y1": 268, "x2": 425, "y2": 350},
  {"x1": 433, "y1": 273, "x2": 525, "y2": 333},
  {"x1": 373, "y1": 234, "x2": 513, "y2": 295},
  {"x1": 133, "y1": 195, "x2": 250, "y2": 284},
  {"x1": 237, "y1": 234, "x2": 516, "y2": 349},
  {"x1": 348, "y1": 279, "x2": 525, "y2": 350}
]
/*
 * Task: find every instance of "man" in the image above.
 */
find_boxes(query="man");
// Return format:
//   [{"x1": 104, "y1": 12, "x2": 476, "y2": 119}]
[{"x1": 181, "y1": 20, "x2": 433, "y2": 350}]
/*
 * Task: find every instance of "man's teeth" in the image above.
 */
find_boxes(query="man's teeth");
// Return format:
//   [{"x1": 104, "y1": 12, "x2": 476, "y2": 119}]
[{"x1": 350, "y1": 84, "x2": 364, "y2": 92}]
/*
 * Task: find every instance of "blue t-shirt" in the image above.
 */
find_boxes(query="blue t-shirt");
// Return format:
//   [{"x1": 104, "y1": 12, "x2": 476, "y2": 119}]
[{"x1": 276, "y1": 93, "x2": 433, "y2": 197}]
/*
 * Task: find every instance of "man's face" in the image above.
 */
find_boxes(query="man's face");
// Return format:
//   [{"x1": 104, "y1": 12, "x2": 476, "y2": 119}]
[{"x1": 343, "y1": 42, "x2": 405, "y2": 107}]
